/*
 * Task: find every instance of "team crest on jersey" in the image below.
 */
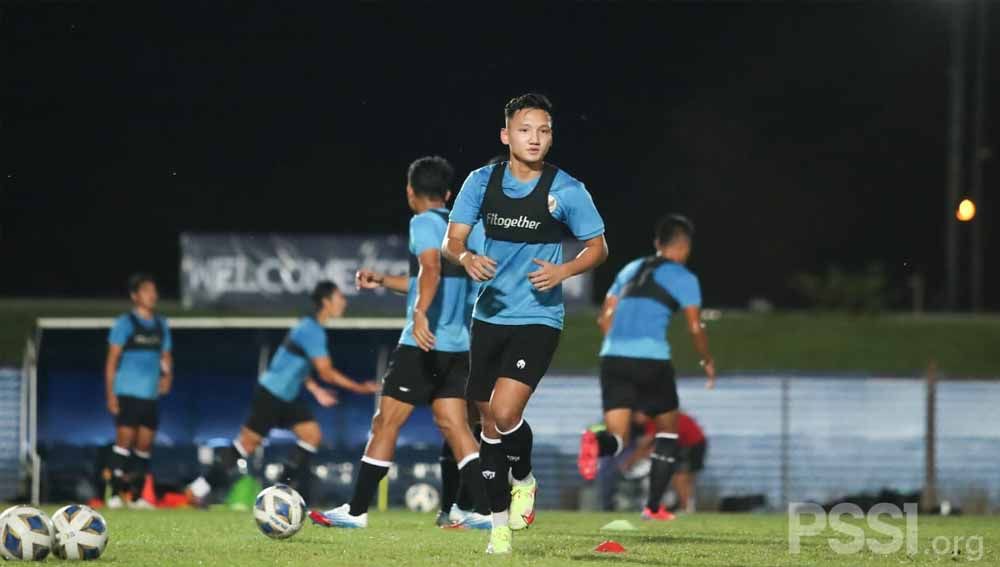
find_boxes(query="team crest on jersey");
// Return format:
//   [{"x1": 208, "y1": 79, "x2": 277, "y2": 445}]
[
  {"x1": 547, "y1": 195, "x2": 557, "y2": 213},
  {"x1": 482, "y1": 470, "x2": 496, "y2": 480}
]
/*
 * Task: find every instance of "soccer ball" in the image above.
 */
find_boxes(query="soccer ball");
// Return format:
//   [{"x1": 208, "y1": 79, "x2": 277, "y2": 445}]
[
  {"x1": 0, "y1": 506, "x2": 53, "y2": 561},
  {"x1": 253, "y1": 484, "x2": 306, "y2": 539},
  {"x1": 51, "y1": 504, "x2": 109, "y2": 560},
  {"x1": 404, "y1": 483, "x2": 440, "y2": 513}
]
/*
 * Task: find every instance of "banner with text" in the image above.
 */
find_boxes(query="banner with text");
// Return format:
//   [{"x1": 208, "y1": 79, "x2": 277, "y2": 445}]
[{"x1": 180, "y1": 233, "x2": 593, "y2": 312}]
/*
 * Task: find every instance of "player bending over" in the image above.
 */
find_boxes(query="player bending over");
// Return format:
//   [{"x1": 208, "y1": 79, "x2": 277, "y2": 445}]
[
  {"x1": 104, "y1": 273, "x2": 172, "y2": 509},
  {"x1": 577, "y1": 215, "x2": 715, "y2": 520},
  {"x1": 443, "y1": 94, "x2": 608, "y2": 554},
  {"x1": 203, "y1": 281, "x2": 378, "y2": 500},
  {"x1": 311, "y1": 156, "x2": 492, "y2": 529}
]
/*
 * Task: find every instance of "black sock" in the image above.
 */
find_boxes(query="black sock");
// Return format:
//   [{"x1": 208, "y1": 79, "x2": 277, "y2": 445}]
[
  {"x1": 455, "y1": 472, "x2": 475, "y2": 512},
  {"x1": 457, "y1": 453, "x2": 491, "y2": 516},
  {"x1": 129, "y1": 449, "x2": 151, "y2": 499},
  {"x1": 109, "y1": 445, "x2": 130, "y2": 496},
  {"x1": 349, "y1": 458, "x2": 389, "y2": 516},
  {"x1": 479, "y1": 433, "x2": 510, "y2": 514},
  {"x1": 285, "y1": 440, "x2": 317, "y2": 497},
  {"x1": 224, "y1": 440, "x2": 247, "y2": 470},
  {"x1": 646, "y1": 433, "x2": 678, "y2": 510},
  {"x1": 455, "y1": 424, "x2": 482, "y2": 512},
  {"x1": 207, "y1": 440, "x2": 245, "y2": 489},
  {"x1": 596, "y1": 430, "x2": 622, "y2": 457},
  {"x1": 499, "y1": 419, "x2": 533, "y2": 481},
  {"x1": 439, "y1": 441, "x2": 459, "y2": 513}
]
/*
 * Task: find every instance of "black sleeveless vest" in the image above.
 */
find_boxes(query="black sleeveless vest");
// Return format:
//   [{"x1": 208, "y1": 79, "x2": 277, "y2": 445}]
[
  {"x1": 122, "y1": 313, "x2": 164, "y2": 352},
  {"x1": 408, "y1": 209, "x2": 469, "y2": 279},
  {"x1": 481, "y1": 162, "x2": 566, "y2": 244},
  {"x1": 620, "y1": 257, "x2": 681, "y2": 312}
]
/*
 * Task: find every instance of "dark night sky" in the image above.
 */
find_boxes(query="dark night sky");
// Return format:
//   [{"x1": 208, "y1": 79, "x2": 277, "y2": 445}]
[{"x1": 2, "y1": 2, "x2": 997, "y2": 309}]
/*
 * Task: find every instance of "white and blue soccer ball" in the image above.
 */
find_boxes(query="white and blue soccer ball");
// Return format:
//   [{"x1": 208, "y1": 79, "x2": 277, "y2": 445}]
[
  {"x1": 404, "y1": 483, "x2": 440, "y2": 513},
  {"x1": 51, "y1": 504, "x2": 109, "y2": 561},
  {"x1": 253, "y1": 484, "x2": 306, "y2": 539},
  {"x1": 0, "y1": 506, "x2": 54, "y2": 561}
]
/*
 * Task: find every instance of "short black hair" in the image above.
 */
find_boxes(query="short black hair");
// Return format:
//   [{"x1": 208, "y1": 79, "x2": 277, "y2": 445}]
[
  {"x1": 128, "y1": 273, "x2": 156, "y2": 294},
  {"x1": 504, "y1": 93, "x2": 553, "y2": 122},
  {"x1": 311, "y1": 280, "x2": 339, "y2": 310},
  {"x1": 655, "y1": 214, "x2": 695, "y2": 245},
  {"x1": 407, "y1": 156, "x2": 454, "y2": 200}
]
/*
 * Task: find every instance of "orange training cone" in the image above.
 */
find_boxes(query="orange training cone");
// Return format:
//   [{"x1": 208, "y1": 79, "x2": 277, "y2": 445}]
[
  {"x1": 141, "y1": 473, "x2": 158, "y2": 506},
  {"x1": 594, "y1": 540, "x2": 626, "y2": 553}
]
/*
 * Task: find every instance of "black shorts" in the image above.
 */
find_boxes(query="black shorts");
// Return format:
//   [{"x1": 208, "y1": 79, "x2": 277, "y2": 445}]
[
  {"x1": 244, "y1": 385, "x2": 315, "y2": 437},
  {"x1": 115, "y1": 396, "x2": 159, "y2": 429},
  {"x1": 599, "y1": 356, "x2": 679, "y2": 416},
  {"x1": 467, "y1": 320, "x2": 561, "y2": 402},
  {"x1": 677, "y1": 440, "x2": 708, "y2": 473},
  {"x1": 382, "y1": 345, "x2": 468, "y2": 406}
]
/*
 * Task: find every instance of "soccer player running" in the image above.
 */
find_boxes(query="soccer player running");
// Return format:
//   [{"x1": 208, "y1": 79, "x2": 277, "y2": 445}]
[
  {"x1": 203, "y1": 281, "x2": 378, "y2": 499},
  {"x1": 104, "y1": 273, "x2": 172, "y2": 509},
  {"x1": 577, "y1": 215, "x2": 716, "y2": 521},
  {"x1": 311, "y1": 156, "x2": 493, "y2": 529},
  {"x1": 443, "y1": 93, "x2": 608, "y2": 554}
]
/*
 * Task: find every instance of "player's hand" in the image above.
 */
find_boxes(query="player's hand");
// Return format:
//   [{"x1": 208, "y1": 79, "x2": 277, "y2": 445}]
[
  {"x1": 528, "y1": 259, "x2": 568, "y2": 292},
  {"x1": 158, "y1": 376, "x2": 172, "y2": 395},
  {"x1": 107, "y1": 394, "x2": 119, "y2": 416},
  {"x1": 702, "y1": 358, "x2": 716, "y2": 389},
  {"x1": 356, "y1": 269, "x2": 384, "y2": 290},
  {"x1": 312, "y1": 387, "x2": 339, "y2": 408},
  {"x1": 357, "y1": 381, "x2": 381, "y2": 394},
  {"x1": 412, "y1": 309, "x2": 436, "y2": 352},
  {"x1": 460, "y1": 252, "x2": 497, "y2": 282}
]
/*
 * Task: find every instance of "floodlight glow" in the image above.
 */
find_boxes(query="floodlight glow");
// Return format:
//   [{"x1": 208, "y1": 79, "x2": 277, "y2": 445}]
[{"x1": 956, "y1": 199, "x2": 976, "y2": 222}]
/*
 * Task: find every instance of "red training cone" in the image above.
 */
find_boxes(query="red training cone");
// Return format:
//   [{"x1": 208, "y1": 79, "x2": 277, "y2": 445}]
[
  {"x1": 141, "y1": 473, "x2": 158, "y2": 506},
  {"x1": 594, "y1": 540, "x2": 626, "y2": 553}
]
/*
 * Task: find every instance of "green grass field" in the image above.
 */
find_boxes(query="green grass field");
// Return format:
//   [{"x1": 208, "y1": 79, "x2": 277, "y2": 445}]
[
  {"x1": 17, "y1": 508, "x2": 997, "y2": 566},
  {"x1": 3, "y1": 298, "x2": 999, "y2": 376}
]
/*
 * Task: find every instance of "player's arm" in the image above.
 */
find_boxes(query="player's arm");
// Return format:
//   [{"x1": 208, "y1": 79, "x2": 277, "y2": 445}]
[
  {"x1": 597, "y1": 294, "x2": 619, "y2": 336},
  {"x1": 529, "y1": 234, "x2": 608, "y2": 292},
  {"x1": 158, "y1": 321, "x2": 174, "y2": 395},
  {"x1": 411, "y1": 248, "x2": 441, "y2": 352},
  {"x1": 356, "y1": 269, "x2": 408, "y2": 294},
  {"x1": 104, "y1": 344, "x2": 122, "y2": 415},
  {"x1": 683, "y1": 306, "x2": 716, "y2": 389},
  {"x1": 311, "y1": 356, "x2": 380, "y2": 394},
  {"x1": 620, "y1": 434, "x2": 654, "y2": 471},
  {"x1": 158, "y1": 351, "x2": 173, "y2": 395},
  {"x1": 304, "y1": 377, "x2": 338, "y2": 407},
  {"x1": 443, "y1": 222, "x2": 496, "y2": 281}
]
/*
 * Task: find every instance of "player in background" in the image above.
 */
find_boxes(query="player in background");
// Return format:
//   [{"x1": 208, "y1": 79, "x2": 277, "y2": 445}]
[
  {"x1": 311, "y1": 156, "x2": 492, "y2": 529},
  {"x1": 104, "y1": 273, "x2": 172, "y2": 509},
  {"x1": 436, "y1": 155, "x2": 503, "y2": 528},
  {"x1": 577, "y1": 215, "x2": 715, "y2": 520},
  {"x1": 614, "y1": 410, "x2": 708, "y2": 513},
  {"x1": 672, "y1": 411, "x2": 707, "y2": 513},
  {"x1": 443, "y1": 94, "x2": 608, "y2": 554},
  {"x1": 202, "y1": 281, "x2": 378, "y2": 500}
]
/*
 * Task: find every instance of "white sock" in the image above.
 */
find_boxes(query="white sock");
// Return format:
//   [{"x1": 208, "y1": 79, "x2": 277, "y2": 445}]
[{"x1": 492, "y1": 510, "x2": 509, "y2": 528}]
